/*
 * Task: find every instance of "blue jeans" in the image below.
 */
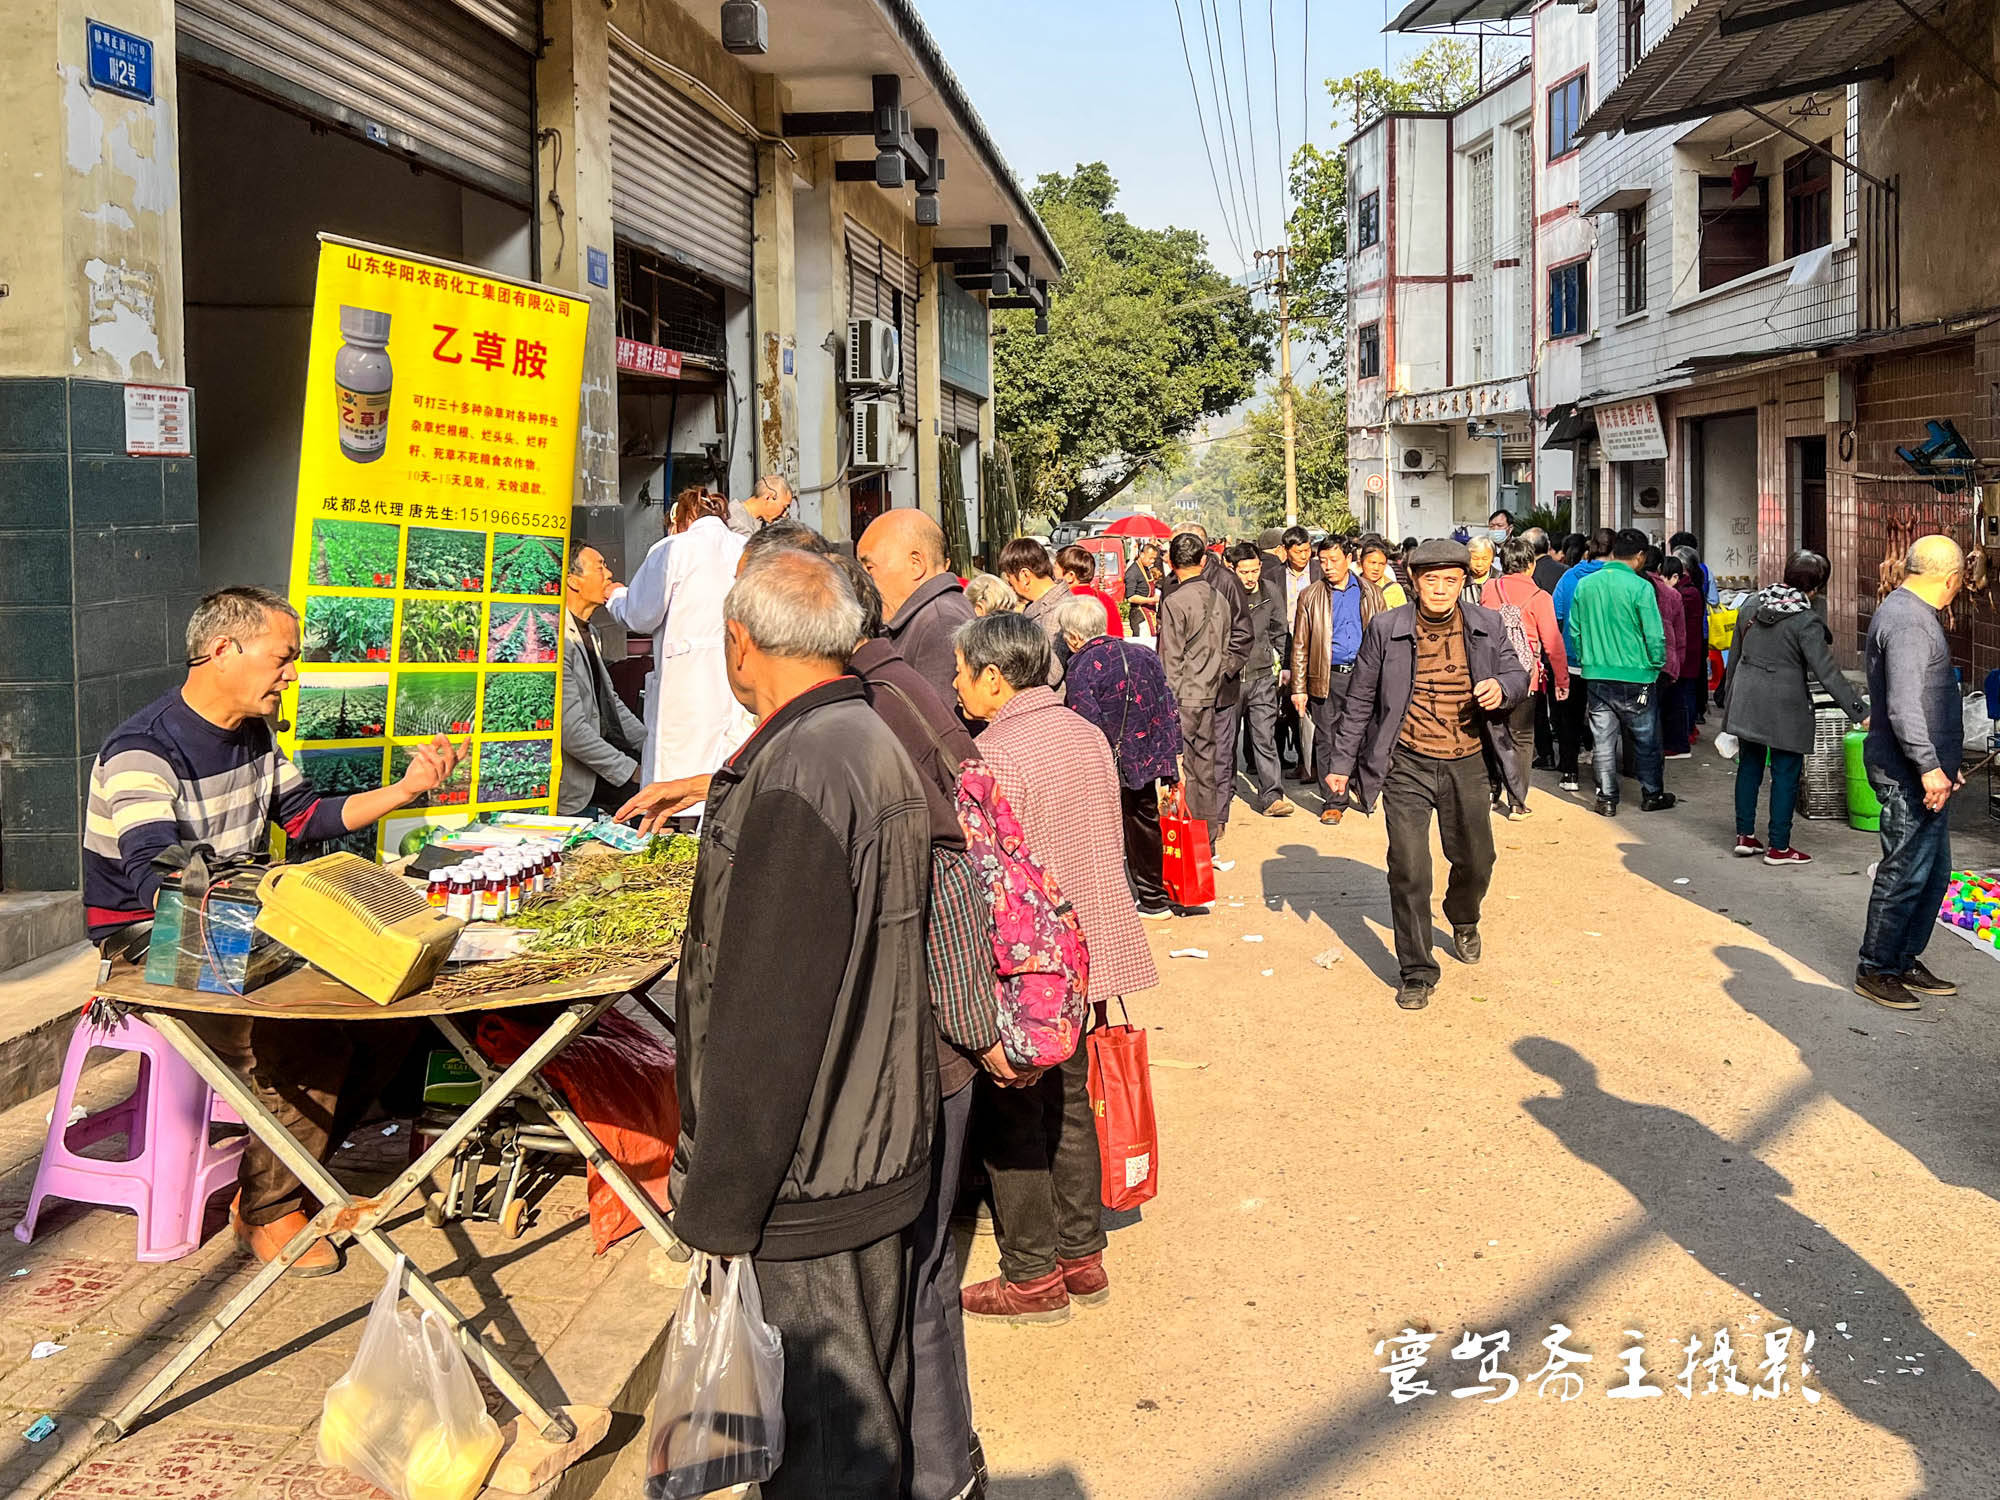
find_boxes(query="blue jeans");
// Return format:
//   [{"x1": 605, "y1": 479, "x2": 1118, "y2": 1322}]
[
  {"x1": 1734, "y1": 740, "x2": 1803, "y2": 849},
  {"x1": 1858, "y1": 768, "x2": 1954, "y2": 977},
  {"x1": 1585, "y1": 679, "x2": 1664, "y2": 801}
]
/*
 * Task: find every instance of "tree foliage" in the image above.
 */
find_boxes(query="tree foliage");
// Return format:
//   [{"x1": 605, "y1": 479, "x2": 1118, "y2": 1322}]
[
  {"x1": 1243, "y1": 381, "x2": 1353, "y2": 532},
  {"x1": 993, "y1": 163, "x2": 1273, "y2": 526}
]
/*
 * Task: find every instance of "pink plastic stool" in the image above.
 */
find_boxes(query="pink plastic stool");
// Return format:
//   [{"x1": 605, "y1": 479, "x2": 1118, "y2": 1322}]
[{"x1": 14, "y1": 1007, "x2": 245, "y2": 1262}]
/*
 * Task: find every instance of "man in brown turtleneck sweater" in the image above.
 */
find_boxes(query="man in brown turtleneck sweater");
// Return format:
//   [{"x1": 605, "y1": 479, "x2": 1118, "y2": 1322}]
[{"x1": 1326, "y1": 539, "x2": 1531, "y2": 1011}]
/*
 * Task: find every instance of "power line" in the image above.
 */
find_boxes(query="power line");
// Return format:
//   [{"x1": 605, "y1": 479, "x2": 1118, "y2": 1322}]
[
  {"x1": 1198, "y1": 0, "x2": 1260, "y2": 259},
  {"x1": 1170, "y1": 0, "x2": 1249, "y2": 267},
  {"x1": 1268, "y1": 0, "x2": 1289, "y2": 223},
  {"x1": 1234, "y1": 0, "x2": 1269, "y2": 247}
]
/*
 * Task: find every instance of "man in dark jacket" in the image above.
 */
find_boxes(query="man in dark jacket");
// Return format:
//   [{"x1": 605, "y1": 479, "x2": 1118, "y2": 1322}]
[
  {"x1": 860, "y1": 507, "x2": 976, "y2": 706},
  {"x1": 1290, "y1": 535, "x2": 1367, "y2": 824},
  {"x1": 668, "y1": 548, "x2": 935, "y2": 1500},
  {"x1": 1228, "y1": 543, "x2": 1295, "y2": 817},
  {"x1": 1858, "y1": 534, "x2": 1966, "y2": 1012},
  {"x1": 1326, "y1": 540, "x2": 1530, "y2": 1012},
  {"x1": 1160, "y1": 524, "x2": 1253, "y2": 840},
  {"x1": 558, "y1": 545, "x2": 647, "y2": 816},
  {"x1": 1158, "y1": 532, "x2": 1233, "y2": 853}
]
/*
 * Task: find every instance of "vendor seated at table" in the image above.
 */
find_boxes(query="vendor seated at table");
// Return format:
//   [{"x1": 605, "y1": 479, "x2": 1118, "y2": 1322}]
[{"x1": 84, "y1": 586, "x2": 466, "y2": 1277}]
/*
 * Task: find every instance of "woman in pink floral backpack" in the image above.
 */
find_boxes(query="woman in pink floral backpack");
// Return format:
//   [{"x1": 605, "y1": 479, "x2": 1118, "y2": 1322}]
[{"x1": 951, "y1": 611, "x2": 1159, "y2": 1325}]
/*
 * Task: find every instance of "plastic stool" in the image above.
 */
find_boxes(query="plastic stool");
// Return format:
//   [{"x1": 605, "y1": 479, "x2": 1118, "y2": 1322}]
[{"x1": 14, "y1": 1007, "x2": 245, "y2": 1262}]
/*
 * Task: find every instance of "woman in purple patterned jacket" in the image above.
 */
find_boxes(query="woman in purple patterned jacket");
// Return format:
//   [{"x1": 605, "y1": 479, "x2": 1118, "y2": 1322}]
[{"x1": 1055, "y1": 593, "x2": 1184, "y2": 919}]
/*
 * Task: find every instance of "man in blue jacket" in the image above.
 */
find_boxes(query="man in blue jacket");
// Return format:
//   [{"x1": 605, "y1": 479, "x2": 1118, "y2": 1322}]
[
  {"x1": 1327, "y1": 540, "x2": 1531, "y2": 1012},
  {"x1": 1857, "y1": 535, "x2": 1966, "y2": 1011}
]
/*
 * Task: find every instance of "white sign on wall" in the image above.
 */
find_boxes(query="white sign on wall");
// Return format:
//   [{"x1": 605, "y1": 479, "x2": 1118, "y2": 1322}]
[
  {"x1": 124, "y1": 383, "x2": 193, "y2": 457},
  {"x1": 1595, "y1": 396, "x2": 1668, "y2": 462}
]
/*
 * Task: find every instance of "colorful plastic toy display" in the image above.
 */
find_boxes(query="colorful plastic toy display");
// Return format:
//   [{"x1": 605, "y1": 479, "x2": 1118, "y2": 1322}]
[{"x1": 1939, "y1": 872, "x2": 2000, "y2": 946}]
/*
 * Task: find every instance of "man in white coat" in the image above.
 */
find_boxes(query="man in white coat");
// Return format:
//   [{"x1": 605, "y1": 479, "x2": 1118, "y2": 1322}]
[{"x1": 604, "y1": 496, "x2": 753, "y2": 818}]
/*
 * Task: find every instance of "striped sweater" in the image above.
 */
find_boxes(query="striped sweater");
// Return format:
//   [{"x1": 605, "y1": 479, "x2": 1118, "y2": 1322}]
[{"x1": 84, "y1": 692, "x2": 351, "y2": 940}]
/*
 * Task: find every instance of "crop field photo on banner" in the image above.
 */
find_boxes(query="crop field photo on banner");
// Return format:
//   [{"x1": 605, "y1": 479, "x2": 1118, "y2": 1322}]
[{"x1": 280, "y1": 235, "x2": 590, "y2": 857}]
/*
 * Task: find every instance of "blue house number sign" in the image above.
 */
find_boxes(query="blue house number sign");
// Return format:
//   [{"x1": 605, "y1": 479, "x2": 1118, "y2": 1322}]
[{"x1": 87, "y1": 21, "x2": 154, "y2": 104}]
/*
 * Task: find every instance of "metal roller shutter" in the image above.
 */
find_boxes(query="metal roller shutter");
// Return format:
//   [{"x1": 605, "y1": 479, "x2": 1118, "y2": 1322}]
[
  {"x1": 609, "y1": 45, "x2": 757, "y2": 294},
  {"x1": 943, "y1": 385, "x2": 982, "y2": 438},
  {"x1": 176, "y1": 0, "x2": 535, "y2": 202},
  {"x1": 846, "y1": 220, "x2": 919, "y2": 420},
  {"x1": 447, "y1": 0, "x2": 539, "y2": 51}
]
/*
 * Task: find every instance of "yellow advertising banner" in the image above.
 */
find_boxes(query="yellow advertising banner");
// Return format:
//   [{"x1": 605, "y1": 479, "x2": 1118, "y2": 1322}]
[{"x1": 281, "y1": 235, "x2": 591, "y2": 857}]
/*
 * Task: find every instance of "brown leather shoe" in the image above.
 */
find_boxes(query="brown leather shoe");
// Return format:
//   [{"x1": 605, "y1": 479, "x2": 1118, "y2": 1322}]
[
  {"x1": 1058, "y1": 1253, "x2": 1109, "y2": 1307},
  {"x1": 961, "y1": 1269, "x2": 1070, "y2": 1323},
  {"x1": 231, "y1": 1197, "x2": 340, "y2": 1278},
  {"x1": 1319, "y1": 805, "x2": 1343, "y2": 825}
]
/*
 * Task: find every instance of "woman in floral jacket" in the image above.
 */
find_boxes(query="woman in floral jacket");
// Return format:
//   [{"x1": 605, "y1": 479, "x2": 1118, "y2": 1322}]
[
  {"x1": 952, "y1": 610, "x2": 1159, "y2": 1326},
  {"x1": 1056, "y1": 594, "x2": 1183, "y2": 918}
]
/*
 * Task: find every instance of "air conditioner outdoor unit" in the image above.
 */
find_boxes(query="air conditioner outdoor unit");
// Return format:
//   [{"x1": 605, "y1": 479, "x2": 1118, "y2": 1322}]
[
  {"x1": 851, "y1": 399, "x2": 899, "y2": 469},
  {"x1": 847, "y1": 317, "x2": 902, "y2": 389},
  {"x1": 1400, "y1": 446, "x2": 1442, "y2": 472}
]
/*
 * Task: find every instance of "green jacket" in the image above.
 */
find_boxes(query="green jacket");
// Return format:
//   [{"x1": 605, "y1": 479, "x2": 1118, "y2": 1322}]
[{"x1": 1569, "y1": 561, "x2": 1666, "y2": 684}]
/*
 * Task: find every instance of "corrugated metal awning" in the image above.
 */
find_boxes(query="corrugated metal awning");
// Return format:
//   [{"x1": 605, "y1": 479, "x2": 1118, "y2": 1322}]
[
  {"x1": 1385, "y1": 0, "x2": 1536, "y2": 30},
  {"x1": 1580, "y1": 0, "x2": 1927, "y2": 137}
]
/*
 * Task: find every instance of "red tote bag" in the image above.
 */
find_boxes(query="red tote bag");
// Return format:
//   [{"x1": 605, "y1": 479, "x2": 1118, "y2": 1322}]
[
  {"x1": 1159, "y1": 782, "x2": 1215, "y2": 909},
  {"x1": 1088, "y1": 1003, "x2": 1159, "y2": 1211}
]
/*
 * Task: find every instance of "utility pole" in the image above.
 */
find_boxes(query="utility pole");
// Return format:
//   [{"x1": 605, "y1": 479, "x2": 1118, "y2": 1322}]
[{"x1": 1258, "y1": 246, "x2": 1301, "y2": 528}]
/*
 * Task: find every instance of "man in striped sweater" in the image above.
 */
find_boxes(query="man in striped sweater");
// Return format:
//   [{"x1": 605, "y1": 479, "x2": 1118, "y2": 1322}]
[{"x1": 86, "y1": 587, "x2": 464, "y2": 1275}]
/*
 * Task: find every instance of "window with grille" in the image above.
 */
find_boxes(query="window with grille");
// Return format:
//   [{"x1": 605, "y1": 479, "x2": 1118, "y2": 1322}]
[
  {"x1": 615, "y1": 244, "x2": 727, "y2": 366},
  {"x1": 1620, "y1": 206, "x2": 1648, "y2": 315},
  {"x1": 1548, "y1": 260, "x2": 1588, "y2": 338},
  {"x1": 1698, "y1": 175, "x2": 1770, "y2": 290},
  {"x1": 1514, "y1": 127, "x2": 1534, "y2": 372},
  {"x1": 1548, "y1": 74, "x2": 1587, "y2": 160},
  {"x1": 1357, "y1": 322, "x2": 1382, "y2": 379},
  {"x1": 1467, "y1": 146, "x2": 1495, "y2": 381},
  {"x1": 1783, "y1": 147, "x2": 1832, "y2": 258},
  {"x1": 1355, "y1": 191, "x2": 1381, "y2": 250}
]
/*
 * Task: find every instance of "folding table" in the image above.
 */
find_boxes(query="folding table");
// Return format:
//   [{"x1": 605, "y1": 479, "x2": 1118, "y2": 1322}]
[{"x1": 88, "y1": 957, "x2": 684, "y2": 1448}]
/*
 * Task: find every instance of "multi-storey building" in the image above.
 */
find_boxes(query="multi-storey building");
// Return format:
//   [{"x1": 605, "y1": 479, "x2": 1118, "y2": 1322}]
[
  {"x1": 0, "y1": 0, "x2": 1057, "y2": 889},
  {"x1": 1348, "y1": 2, "x2": 1595, "y2": 541}
]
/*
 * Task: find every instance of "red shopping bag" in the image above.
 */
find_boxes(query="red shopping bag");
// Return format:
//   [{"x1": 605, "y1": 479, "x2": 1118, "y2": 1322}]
[
  {"x1": 1159, "y1": 782, "x2": 1215, "y2": 909},
  {"x1": 1088, "y1": 1003, "x2": 1159, "y2": 1212}
]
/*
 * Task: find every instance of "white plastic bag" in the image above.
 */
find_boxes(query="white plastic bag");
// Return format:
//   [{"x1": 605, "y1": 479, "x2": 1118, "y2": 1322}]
[
  {"x1": 1714, "y1": 731, "x2": 1740, "y2": 760},
  {"x1": 645, "y1": 1253, "x2": 785, "y2": 1500},
  {"x1": 318, "y1": 1257, "x2": 504, "y2": 1500},
  {"x1": 1964, "y1": 692, "x2": 1993, "y2": 751}
]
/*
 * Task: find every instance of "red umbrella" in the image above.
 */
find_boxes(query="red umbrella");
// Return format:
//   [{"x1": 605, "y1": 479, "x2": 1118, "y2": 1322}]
[{"x1": 1103, "y1": 514, "x2": 1172, "y2": 540}]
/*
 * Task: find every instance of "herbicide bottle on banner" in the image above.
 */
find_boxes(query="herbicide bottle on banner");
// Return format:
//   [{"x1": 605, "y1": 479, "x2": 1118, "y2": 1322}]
[{"x1": 280, "y1": 236, "x2": 591, "y2": 859}]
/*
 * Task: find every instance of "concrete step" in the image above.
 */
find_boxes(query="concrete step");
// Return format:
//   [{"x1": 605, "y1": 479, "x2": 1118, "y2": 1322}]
[
  {"x1": 0, "y1": 940, "x2": 95, "y2": 1116},
  {"x1": 0, "y1": 891, "x2": 84, "y2": 972}
]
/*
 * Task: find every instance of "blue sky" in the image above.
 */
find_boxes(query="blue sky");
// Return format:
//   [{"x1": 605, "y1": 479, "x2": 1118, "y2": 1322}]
[{"x1": 920, "y1": 0, "x2": 1420, "y2": 282}]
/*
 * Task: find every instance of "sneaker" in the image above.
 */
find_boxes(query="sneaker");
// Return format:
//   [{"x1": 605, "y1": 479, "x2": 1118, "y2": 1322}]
[
  {"x1": 1559, "y1": 776, "x2": 1580, "y2": 792},
  {"x1": 1640, "y1": 791, "x2": 1678, "y2": 812},
  {"x1": 1901, "y1": 960, "x2": 1958, "y2": 996},
  {"x1": 1733, "y1": 835, "x2": 1766, "y2": 858},
  {"x1": 1396, "y1": 980, "x2": 1434, "y2": 1011},
  {"x1": 1319, "y1": 805, "x2": 1344, "y2": 826},
  {"x1": 1854, "y1": 969, "x2": 1922, "y2": 1011},
  {"x1": 1137, "y1": 904, "x2": 1174, "y2": 920},
  {"x1": 1057, "y1": 1252, "x2": 1110, "y2": 1307},
  {"x1": 1452, "y1": 925, "x2": 1482, "y2": 965},
  {"x1": 1593, "y1": 796, "x2": 1618, "y2": 818},
  {"x1": 1531, "y1": 756, "x2": 1557, "y2": 771},
  {"x1": 1666, "y1": 751, "x2": 1693, "y2": 761},
  {"x1": 1263, "y1": 798, "x2": 1295, "y2": 818},
  {"x1": 1169, "y1": 902, "x2": 1212, "y2": 917},
  {"x1": 1764, "y1": 846, "x2": 1813, "y2": 866},
  {"x1": 961, "y1": 1269, "x2": 1071, "y2": 1324}
]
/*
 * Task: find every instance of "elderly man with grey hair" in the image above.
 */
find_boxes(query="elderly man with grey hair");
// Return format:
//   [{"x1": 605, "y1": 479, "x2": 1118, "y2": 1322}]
[
  {"x1": 652, "y1": 546, "x2": 936, "y2": 1500},
  {"x1": 1857, "y1": 533, "x2": 1966, "y2": 1011},
  {"x1": 727, "y1": 471, "x2": 796, "y2": 536}
]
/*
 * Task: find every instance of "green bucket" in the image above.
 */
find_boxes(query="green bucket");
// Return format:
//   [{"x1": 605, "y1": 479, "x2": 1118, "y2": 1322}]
[{"x1": 1844, "y1": 730, "x2": 1880, "y2": 832}]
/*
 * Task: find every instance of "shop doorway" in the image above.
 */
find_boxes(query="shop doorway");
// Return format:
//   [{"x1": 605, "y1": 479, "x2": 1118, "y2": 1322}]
[
  {"x1": 1688, "y1": 412, "x2": 1759, "y2": 590},
  {"x1": 1792, "y1": 435, "x2": 1828, "y2": 559},
  {"x1": 177, "y1": 70, "x2": 532, "y2": 596}
]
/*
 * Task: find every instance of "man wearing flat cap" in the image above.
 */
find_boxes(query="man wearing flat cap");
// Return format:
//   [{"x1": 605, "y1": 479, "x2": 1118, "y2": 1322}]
[{"x1": 1325, "y1": 539, "x2": 1531, "y2": 1010}]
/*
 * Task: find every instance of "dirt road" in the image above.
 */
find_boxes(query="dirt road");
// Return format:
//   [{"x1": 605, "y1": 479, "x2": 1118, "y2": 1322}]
[{"x1": 962, "y1": 752, "x2": 2000, "y2": 1498}]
